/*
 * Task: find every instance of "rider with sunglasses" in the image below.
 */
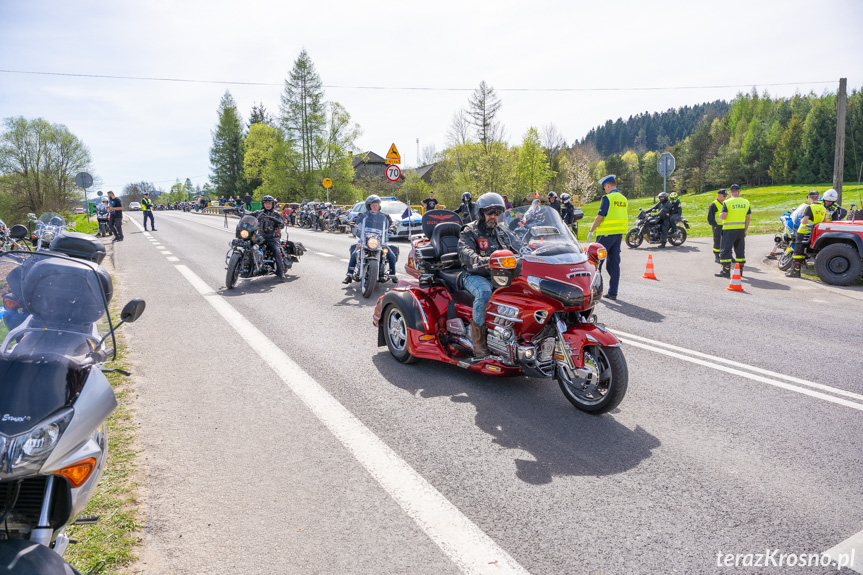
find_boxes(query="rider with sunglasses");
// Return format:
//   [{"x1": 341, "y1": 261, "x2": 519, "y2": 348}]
[{"x1": 457, "y1": 192, "x2": 516, "y2": 356}]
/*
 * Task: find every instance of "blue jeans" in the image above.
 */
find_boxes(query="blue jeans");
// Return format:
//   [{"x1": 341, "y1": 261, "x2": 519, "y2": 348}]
[
  {"x1": 598, "y1": 234, "x2": 622, "y2": 296},
  {"x1": 463, "y1": 274, "x2": 492, "y2": 326},
  {"x1": 348, "y1": 244, "x2": 397, "y2": 275}
]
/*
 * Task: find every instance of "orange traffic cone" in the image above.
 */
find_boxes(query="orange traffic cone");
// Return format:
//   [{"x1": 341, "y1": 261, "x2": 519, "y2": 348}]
[
  {"x1": 726, "y1": 263, "x2": 745, "y2": 292},
  {"x1": 641, "y1": 254, "x2": 658, "y2": 279}
]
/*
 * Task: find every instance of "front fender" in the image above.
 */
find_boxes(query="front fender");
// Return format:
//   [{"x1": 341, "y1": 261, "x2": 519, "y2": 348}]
[
  {"x1": 560, "y1": 324, "x2": 621, "y2": 368},
  {"x1": 373, "y1": 289, "x2": 431, "y2": 347},
  {"x1": 812, "y1": 231, "x2": 863, "y2": 255}
]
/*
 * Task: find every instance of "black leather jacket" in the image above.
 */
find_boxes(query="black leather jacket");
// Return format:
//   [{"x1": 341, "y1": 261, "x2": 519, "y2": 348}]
[
  {"x1": 253, "y1": 209, "x2": 285, "y2": 238},
  {"x1": 455, "y1": 201, "x2": 477, "y2": 224},
  {"x1": 458, "y1": 220, "x2": 516, "y2": 278}
]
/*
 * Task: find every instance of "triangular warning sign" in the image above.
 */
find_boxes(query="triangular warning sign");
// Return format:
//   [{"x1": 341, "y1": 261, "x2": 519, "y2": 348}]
[{"x1": 386, "y1": 143, "x2": 401, "y2": 164}]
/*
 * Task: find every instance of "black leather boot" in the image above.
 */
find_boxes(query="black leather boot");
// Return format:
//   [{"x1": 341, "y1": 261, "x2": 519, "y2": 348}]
[{"x1": 714, "y1": 264, "x2": 730, "y2": 278}]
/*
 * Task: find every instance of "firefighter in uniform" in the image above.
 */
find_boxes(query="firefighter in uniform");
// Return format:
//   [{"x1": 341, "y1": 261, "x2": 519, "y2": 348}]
[
  {"x1": 716, "y1": 184, "x2": 750, "y2": 278},
  {"x1": 587, "y1": 175, "x2": 628, "y2": 300},
  {"x1": 142, "y1": 191, "x2": 156, "y2": 231},
  {"x1": 786, "y1": 189, "x2": 841, "y2": 278},
  {"x1": 707, "y1": 188, "x2": 727, "y2": 263}
]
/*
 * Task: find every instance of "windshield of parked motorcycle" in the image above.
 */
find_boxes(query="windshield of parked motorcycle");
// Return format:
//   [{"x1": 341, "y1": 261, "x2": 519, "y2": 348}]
[
  {"x1": 502, "y1": 202, "x2": 587, "y2": 263},
  {"x1": 38, "y1": 212, "x2": 65, "y2": 227},
  {"x1": 0, "y1": 252, "x2": 112, "y2": 361}
]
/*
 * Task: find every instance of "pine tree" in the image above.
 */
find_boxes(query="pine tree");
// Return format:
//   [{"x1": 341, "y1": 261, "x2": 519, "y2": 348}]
[
  {"x1": 209, "y1": 91, "x2": 246, "y2": 197},
  {"x1": 248, "y1": 102, "x2": 273, "y2": 127},
  {"x1": 280, "y1": 49, "x2": 326, "y2": 196},
  {"x1": 467, "y1": 81, "x2": 503, "y2": 151}
]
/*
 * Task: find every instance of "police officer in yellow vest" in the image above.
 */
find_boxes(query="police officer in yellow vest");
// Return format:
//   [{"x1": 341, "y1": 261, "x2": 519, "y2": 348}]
[
  {"x1": 587, "y1": 175, "x2": 628, "y2": 300},
  {"x1": 786, "y1": 188, "x2": 839, "y2": 278},
  {"x1": 142, "y1": 191, "x2": 157, "y2": 232},
  {"x1": 706, "y1": 188, "x2": 727, "y2": 263},
  {"x1": 715, "y1": 184, "x2": 750, "y2": 278}
]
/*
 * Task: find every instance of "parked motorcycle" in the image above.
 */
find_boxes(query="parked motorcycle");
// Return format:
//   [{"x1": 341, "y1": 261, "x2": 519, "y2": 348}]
[
  {"x1": 625, "y1": 208, "x2": 689, "y2": 248},
  {"x1": 27, "y1": 213, "x2": 75, "y2": 251},
  {"x1": 0, "y1": 220, "x2": 31, "y2": 253},
  {"x1": 0, "y1": 251, "x2": 146, "y2": 573},
  {"x1": 374, "y1": 205, "x2": 628, "y2": 414},
  {"x1": 225, "y1": 213, "x2": 306, "y2": 289},
  {"x1": 352, "y1": 211, "x2": 396, "y2": 298}
]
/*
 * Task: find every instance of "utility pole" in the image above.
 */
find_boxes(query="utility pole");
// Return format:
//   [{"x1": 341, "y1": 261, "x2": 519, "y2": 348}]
[
  {"x1": 416, "y1": 138, "x2": 420, "y2": 167},
  {"x1": 833, "y1": 77, "x2": 848, "y2": 205}
]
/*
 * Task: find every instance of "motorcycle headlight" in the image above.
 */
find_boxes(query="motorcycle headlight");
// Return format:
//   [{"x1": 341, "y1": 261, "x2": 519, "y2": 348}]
[
  {"x1": 240, "y1": 229, "x2": 249, "y2": 239},
  {"x1": 367, "y1": 237, "x2": 380, "y2": 249},
  {"x1": 0, "y1": 409, "x2": 73, "y2": 477},
  {"x1": 42, "y1": 232, "x2": 54, "y2": 242}
]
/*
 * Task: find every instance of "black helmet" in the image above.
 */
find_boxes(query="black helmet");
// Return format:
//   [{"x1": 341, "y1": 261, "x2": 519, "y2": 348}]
[
  {"x1": 365, "y1": 194, "x2": 381, "y2": 210},
  {"x1": 560, "y1": 193, "x2": 572, "y2": 204},
  {"x1": 658, "y1": 192, "x2": 668, "y2": 201},
  {"x1": 476, "y1": 192, "x2": 506, "y2": 218},
  {"x1": 262, "y1": 195, "x2": 276, "y2": 205},
  {"x1": 462, "y1": 192, "x2": 472, "y2": 202}
]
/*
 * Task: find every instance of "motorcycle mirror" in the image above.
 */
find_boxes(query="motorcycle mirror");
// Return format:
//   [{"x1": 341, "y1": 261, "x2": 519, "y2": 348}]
[
  {"x1": 9, "y1": 224, "x2": 28, "y2": 239},
  {"x1": 27, "y1": 213, "x2": 36, "y2": 220},
  {"x1": 120, "y1": 298, "x2": 146, "y2": 323}
]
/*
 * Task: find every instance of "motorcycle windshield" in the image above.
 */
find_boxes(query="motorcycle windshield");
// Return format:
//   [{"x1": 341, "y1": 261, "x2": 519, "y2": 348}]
[
  {"x1": 0, "y1": 252, "x2": 109, "y2": 434},
  {"x1": 503, "y1": 202, "x2": 587, "y2": 264},
  {"x1": 361, "y1": 212, "x2": 389, "y2": 236},
  {"x1": 39, "y1": 212, "x2": 65, "y2": 227}
]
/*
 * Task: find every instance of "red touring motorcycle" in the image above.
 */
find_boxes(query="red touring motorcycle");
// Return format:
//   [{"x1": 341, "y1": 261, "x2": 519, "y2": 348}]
[{"x1": 373, "y1": 204, "x2": 628, "y2": 414}]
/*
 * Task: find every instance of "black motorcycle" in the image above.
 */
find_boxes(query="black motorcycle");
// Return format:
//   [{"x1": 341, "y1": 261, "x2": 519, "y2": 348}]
[
  {"x1": 352, "y1": 212, "x2": 397, "y2": 298},
  {"x1": 625, "y1": 208, "x2": 689, "y2": 248},
  {"x1": 225, "y1": 214, "x2": 306, "y2": 289}
]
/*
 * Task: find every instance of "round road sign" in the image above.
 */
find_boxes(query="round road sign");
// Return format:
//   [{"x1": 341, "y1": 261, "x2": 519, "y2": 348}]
[
  {"x1": 75, "y1": 172, "x2": 93, "y2": 189},
  {"x1": 322, "y1": 178, "x2": 333, "y2": 188},
  {"x1": 386, "y1": 165, "x2": 401, "y2": 182}
]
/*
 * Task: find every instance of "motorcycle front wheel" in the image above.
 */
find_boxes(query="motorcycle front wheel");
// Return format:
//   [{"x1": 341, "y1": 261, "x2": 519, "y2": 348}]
[
  {"x1": 362, "y1": 259, "x2": 378, "y2": 298},
  {"x1": 625, "y1": 229, "x2": 643, "y2": 248},
  {"x1": 556, "y1": 345, "x2": 628, "y2": 414},
  {"x1": 226, "y1": 251, "x2": 242, "y2": 289},
  {"x1": 670, "y1": 226, "x2": 687, "y2": 246},
  {"x1": 778, "y1": 251, "x2": 794, "y2": 271}
]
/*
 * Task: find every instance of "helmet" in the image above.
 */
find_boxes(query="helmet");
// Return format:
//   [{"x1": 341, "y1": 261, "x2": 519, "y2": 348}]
[
  {"x1": 262, "y1": 195, "x2": 276, "y2": 208},
  {"x1": 669, "y1": 192, "x2": 678, "y2": 200},
  {"x1": 547, "y1": 191, "x2": 558, "y2": 199},
  {"x1": 658, "y1": 192, "x2": 668, "y2": 201},
  {"x1": 101, "y1": 197, "x2": 109, "y2": 203},
  {"x1": 365, "y1": 194, "x2": 381, "y2": 210},
  {"x1": 475, "y1": 192, "x2": 506, "y2": 218},
  {"x1": 822, "y1": 189, "x2": 839, "y2": 202},
  {"x1": 462, "y1": 192, "x2": 472, "y2": 202},
  {"x1": 561, "y1": 193, "x2": 572, "y2": 204}
]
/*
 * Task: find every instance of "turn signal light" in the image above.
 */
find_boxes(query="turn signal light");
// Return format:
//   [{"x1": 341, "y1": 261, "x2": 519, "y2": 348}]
[
  {"x1": 54, "y1": 458, "x2": 97, "y2": 488},
  {"x1": 597, "y1": 249, "x2": 607, "y2": 260},
  {"x1": 489, "y1": 250, "x2": 518, "y2": 269}
]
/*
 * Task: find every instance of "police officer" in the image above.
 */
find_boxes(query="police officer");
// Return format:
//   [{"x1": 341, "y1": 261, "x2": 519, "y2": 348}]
[
  {"x1": 716, "y1": 184, "x2": 750, "y2": 278},
  {"x1": 707, "y1": 188, "x2": 727, "y2": 263},
  {"x1": 587, "y1": 175, "x2": 628, "y2": 300},
  {"x1": 106, "y1": 190, "x2": 124, "y2": 242},
  {"x1": 547, "y1": 191, "x2": 562, "y2": 214},
  {"x1": 786, "y1": 189, "x2": 843, "y2": 278},
  {"x1": 141, "y1": 191, "x2": 157, "y2": 231},
  {"x1": 458, "y1": 192, "x2": 515, "y2": 356},
  {"x1": 455, "y1": 192, "x2": 477, "y2": 223}
]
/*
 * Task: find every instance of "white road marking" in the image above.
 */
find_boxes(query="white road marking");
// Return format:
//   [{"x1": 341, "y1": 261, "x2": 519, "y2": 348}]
[
  {"x1": 316, "y1": 251, "x2": 334, "y2": 257},
  {"x1": 614, "y1": 330, "x2": 863, "y2": 403},
  {"x1": 340, "y1": 258, "x2": 350, "y2": 263},
  {"x1": 617, "y1": 337, "x2": 863, "y2": 412},
  {"x1": 166, "y1": 256, "x2": 179, "y2": 262},
  {"x1": 173, "y1": 263, "x2": 529, "y2": 575},
  {"x1": 160, "y1": 250, "x2": 171, "y2": 255},
  {"x1": 824, "y1": 529, "x2": 863, "y2": 573}
]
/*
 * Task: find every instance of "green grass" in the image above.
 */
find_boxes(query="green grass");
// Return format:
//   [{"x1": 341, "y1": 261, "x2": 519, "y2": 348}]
[
  {"x1": 68, "y1": 214, "x2": 99, "y2": 235},
  {"x1": 65, "y1": 308, "x2": 140, "y2": 574},
  {"x1": 572, "y1": 183, "x2": 863, "y2": 241}
]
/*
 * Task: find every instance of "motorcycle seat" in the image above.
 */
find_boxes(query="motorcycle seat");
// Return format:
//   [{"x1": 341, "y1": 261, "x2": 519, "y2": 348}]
[
  {"x1": 435, "y1": 268, "x2": 473, "y2": 306},
  {"x1": 430, "y1": 222, "x2": 461, "y2": 269}
]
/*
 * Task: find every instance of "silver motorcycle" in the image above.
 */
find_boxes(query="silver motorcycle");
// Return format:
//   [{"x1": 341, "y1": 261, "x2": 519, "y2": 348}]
[
  {"x1": 352, "y1": 212, "x2": 396, "y2": 298},
  {"x1": 0, "y1": 251, "x2": 145, "y2": 574},
  {"x1": 27, "y1": 213, "x2": 75, "y2": 251}
]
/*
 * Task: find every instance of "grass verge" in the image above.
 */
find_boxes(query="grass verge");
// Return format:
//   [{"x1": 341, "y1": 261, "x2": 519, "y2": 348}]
[{"x1": 68, "y1": 214, "x2": 100, "y2": 235}]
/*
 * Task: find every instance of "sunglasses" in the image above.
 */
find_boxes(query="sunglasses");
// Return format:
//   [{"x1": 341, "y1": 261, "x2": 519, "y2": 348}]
[{"x1": 485, "y1": 208, "x2": 503, "y2": 216}]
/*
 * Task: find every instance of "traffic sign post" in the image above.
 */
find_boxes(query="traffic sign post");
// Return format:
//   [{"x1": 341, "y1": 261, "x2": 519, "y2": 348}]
[
  {"x1": 75, "y1": 172, "x2": 93, "y2": 220},
  {"x1": 322, "y1": 178, "x2": 333, "y2": 203},
  {"x1": 386, "y1": 165, "x2": 401, "y2": 182},
  {"x1": 386, "y1": 143, "x2": 401, "y2": 165},
  {"x1": 656, "y1": 152, "x2": 675, "y2": 202}
]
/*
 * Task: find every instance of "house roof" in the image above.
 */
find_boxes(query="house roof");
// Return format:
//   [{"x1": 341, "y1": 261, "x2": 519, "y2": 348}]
[{"x1": 352, "y1": 151, "x2": 386, "y2": 168}]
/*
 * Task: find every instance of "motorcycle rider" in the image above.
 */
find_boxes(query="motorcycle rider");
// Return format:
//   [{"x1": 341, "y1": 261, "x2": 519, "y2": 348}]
[
  {"x1": 254, "y1": 195, "x2": 287, "y2": 279},
  {"x1": 560, "y1": 193, "x2": 579, "y2": 235},
  {"x1": 786, "y1": 189, "x2": 843, "y2": 278},
  {"x1": 822, "y1": 188, "x2": 848, "y2": 221},
  {"x1": 547, "y1": 191, "x2": 562, "y2": 214},
  {"x1": 455, "y1": 192, "x2": 477, "y2": 224},
  {"x1": 647, "y1": 191, "x2": 674, "y2": 248},
  {"x1": 707, "y1": 189, "x2": 727, "y2": 262},
  {"x1": 457, "y1": 192, "x2": 516, "y2": 357},
  {"x1": 669, "y1": 191, "x2": 682, "y2": 228},
  {"x1": 343, "y1": 195, "x2": 398, "y2": 284},
  {"x1": 95, "y1": 196, "x2": 111, "y2": 236}
]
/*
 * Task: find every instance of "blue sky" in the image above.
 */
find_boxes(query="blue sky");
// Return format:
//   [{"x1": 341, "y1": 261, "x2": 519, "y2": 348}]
[{"x1": 1, "y1": 0, "x2": 861, "y2": 195}]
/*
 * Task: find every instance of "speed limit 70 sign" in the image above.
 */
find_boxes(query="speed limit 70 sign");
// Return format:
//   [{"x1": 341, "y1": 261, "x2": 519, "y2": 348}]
[{"x1": 386, "y1": 165, "x2": 401, "y2": 182}]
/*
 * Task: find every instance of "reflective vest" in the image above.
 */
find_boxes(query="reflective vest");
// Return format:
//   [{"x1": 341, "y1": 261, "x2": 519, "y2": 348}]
[
  {"x1": 142, "y1": 198, "x2": 154, "y2": 212},
  {"x1": 722, "y1": 197, "x2": 750, "y2": 230},
  {"x1": 596, "y1": 191, "x2": 628, "y2": 235},
  {"x1": 797, "y1": 202, "x2": 826, "y2": 234},
  {"x1": 712, "y1": 200, "x2": 724, "y2": 227}
]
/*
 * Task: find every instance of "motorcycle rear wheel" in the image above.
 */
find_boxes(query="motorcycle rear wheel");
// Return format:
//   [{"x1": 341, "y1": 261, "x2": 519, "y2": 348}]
[
  {"x1": 226, "y1": 251, "x2": 242, "y2": 289},
  {"x1": 625, "y1": 229, "x2": 643, "y2": 248},
  {"x1": 670, "y1": 226, "x2": 687, "y2": 246},
  {"x1": 557, "y1": 345, "x2": 628, "y2": 414},
  {"x1": 362, "y1": 259, "x2": 378, "y2": 298},
  {"x1": 383, "y1": 302, "x2": 418, "y2": 363}
]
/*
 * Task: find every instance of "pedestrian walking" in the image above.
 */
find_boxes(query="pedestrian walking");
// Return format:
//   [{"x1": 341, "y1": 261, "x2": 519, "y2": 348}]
[
  {"x1": 421, "y1": 191, "x2": 439, "y2": 213},
  {"x1": 587, "y1": 175, "x2": 628, "y2": 300},
  {"x1": 715, "y1": 184, "x2": 750, "y2": 278},
  {"x1": 106, "y1": 191, "x2": 124, "y2": 242},
  {"x1": 707, "y1": 188, "x2": 727, "y2": 263},
  {"x1": 141, "y1": 191, "x2": 157, "y2": 231}
]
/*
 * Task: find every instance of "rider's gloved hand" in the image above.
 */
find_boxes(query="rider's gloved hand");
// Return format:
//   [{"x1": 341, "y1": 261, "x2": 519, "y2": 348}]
[{"x1": 586, "y1": 232, "x2": 594, "y2": 242}]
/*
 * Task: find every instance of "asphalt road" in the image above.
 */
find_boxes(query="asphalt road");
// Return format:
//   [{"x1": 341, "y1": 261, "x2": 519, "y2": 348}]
[{"x1": 111, "y1": 211, "x2": 863, "y2": 574}]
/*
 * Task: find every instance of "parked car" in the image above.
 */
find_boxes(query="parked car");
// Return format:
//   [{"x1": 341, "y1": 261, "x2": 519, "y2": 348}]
[
  {"x1": 129, "y1": 202, "x2": 142, "y2": 211},
  {"x1": 347, "y1": 198, "x2": 422, "y2": 239},
  {"x1": 74, "y1": 207, "x2": 86, "y2": 214}
]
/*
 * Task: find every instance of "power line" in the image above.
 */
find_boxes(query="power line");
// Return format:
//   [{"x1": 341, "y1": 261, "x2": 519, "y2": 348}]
[{"x1": 0, "y1": 69, "x2": 839, "y2": 92}]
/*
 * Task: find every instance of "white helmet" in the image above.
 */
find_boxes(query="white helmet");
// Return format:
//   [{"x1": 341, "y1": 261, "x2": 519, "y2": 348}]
[{"x1": 822, "y1": 189, "x2": 838, "y2": 202}]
